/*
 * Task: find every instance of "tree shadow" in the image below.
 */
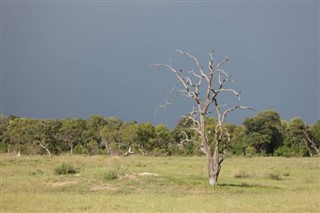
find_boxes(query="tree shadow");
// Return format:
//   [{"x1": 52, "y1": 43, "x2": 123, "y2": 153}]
[{"x1": 218, "y1": 182, "x2": 281, "y2": 189}]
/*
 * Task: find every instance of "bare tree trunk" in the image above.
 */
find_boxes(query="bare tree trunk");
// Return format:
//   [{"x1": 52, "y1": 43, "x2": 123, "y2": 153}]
[
  {"x1": 7, "y1": 144, "x2": 11, "y2": 154},
  {"x1": 70, "y1": 143, "x2": 73, "y2": 156},
  {"x1": 39, "y1": 142, "x2": 51, "y2": 157},
  {"x1": 303, "y1": 138, "x2": 313, "y2": 157},
  {"x1": 303, "y1": 125, "x2": 320, "y2": 157},
  {"x1": 124, "y1": 146, "x2": 134, "y2": 156}
]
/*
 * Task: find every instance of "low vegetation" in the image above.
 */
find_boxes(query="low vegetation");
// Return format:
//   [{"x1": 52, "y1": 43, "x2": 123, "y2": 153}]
[
  {"x1": 54, "y1": 162, "x2": 78, "y2": 175},
  {"x1": 1, "y1": 154, "x2": 319, "y2": 212}
]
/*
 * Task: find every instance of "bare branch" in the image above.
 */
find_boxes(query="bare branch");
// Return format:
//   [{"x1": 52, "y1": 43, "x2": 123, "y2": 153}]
[
  {"x1": 221, "y1": 106, "x2": 254, "y2": 123},
  {"x1": 187, "y1": 69, "x2": 202, "y2": 87},
  {"x1": 152, "y1": 63, "x2": 189, "y2": 89},
  {"x1": 216, "y1": 56, "x2": 230, "y2": 70},
  {"x1": 179, "y1": 131, "x2": 199, "y2": 149},
  {"x1": 175, "y1": 49, "x2": 210, "y2": 82},
  {"x1": 214, "y1": 88, "x2": 241, "y2": 100},
  {"x1": 183, "y1": 107, "x2": 201, "y2": 133},
  {"x1": 216, "y1": 68, "x2": 230, "y2": 79},
  {"x1": 154, "y1": 80, "x2": 181, "y2": 117}
]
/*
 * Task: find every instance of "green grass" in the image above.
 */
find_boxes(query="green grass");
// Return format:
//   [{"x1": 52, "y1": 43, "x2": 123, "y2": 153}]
[{"x1": 1, "y1": 154, "x2": 319, "y2": 212}]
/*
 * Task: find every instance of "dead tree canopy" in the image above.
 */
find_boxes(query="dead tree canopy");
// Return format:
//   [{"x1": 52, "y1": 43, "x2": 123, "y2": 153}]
[{"x1": 153, "y1": 49, "x2": 252, "y2": 186}]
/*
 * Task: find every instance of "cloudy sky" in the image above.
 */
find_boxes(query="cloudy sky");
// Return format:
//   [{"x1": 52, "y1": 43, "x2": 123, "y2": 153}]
[{"x1": 1, "y1": 0, "x2": 319, "y2": 128}]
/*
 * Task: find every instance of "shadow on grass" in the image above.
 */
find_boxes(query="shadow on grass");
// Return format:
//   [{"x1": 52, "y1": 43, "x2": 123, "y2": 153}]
[{"x1": 218, "y1": 182, "x2": 281, "y2": 190}]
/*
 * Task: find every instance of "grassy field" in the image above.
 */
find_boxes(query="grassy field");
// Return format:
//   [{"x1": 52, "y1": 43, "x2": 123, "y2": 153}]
[{"x1": 1, "y1": 154, "x2": 319, "y2": 213}]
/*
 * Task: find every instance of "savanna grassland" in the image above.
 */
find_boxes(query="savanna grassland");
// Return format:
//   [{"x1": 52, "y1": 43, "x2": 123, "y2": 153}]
[{"x1": 1, "y1": 155, "x2": 319, "y2": 213}]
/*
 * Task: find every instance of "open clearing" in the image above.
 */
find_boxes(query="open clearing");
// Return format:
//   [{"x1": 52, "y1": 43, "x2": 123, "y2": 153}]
[{"x1": 1, "y1": 155, "x2": 319, "y2": 212}]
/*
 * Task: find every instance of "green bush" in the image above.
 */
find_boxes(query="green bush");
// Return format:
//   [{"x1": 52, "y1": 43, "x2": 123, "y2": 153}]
[
  {"x1": 73, "y1": 144, "x2": 83, "y2": 154},
  {"x1": 274, "y1": 145, "x2": 308, "y2": 157},
  {"x1": 245, "y1": 146, "x2": 257, "y2": 157},
  {"x1": 104, "y1": 170, "x2": 118, "y2": 180},
  {"x1": 54, "y1": 162, "x2": 78, "y2": 175}
]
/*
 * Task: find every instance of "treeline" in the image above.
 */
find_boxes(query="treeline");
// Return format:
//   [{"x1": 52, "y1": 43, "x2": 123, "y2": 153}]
[{"x1": 0, "y1": 110, "x2": 319, "y2": 157}]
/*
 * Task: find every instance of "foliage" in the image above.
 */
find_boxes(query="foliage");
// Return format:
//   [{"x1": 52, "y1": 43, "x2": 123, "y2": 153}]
[
  {"x1": 310, "y1": 120, "x2": 320, "y2": 147},
  {"x1": 0, "y1": 113, "x2": 318, "y2": 157},
  {"x1": 243, "y1": 110, "x2": 283, "y2": 155},
  {"x1": 245, "y1": 146, "x2": 257, "y2": 157}
]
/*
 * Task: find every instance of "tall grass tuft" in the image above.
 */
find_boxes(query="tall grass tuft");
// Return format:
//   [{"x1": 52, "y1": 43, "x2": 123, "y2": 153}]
[
  {"x1": 54, "y1": 162, "x2": 78, "y2": 175},
  {"x1": 103, "y1": 165, "x2": 126, "y2": 181}
]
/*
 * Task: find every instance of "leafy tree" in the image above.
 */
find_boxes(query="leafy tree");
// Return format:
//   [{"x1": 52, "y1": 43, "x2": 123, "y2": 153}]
[
  {"x1": 243, "y1": 110, "x2": 283, "y2": 155},
  {"x1": 170, "y1": 117, "x2": 197, "y2": 155},
  {"x1": 58, "y1": 119, "x2": 86, "y2": 155},
  {"x1": 0, "y1": 114, "x2": 8, "y2": 152},
  {"x1": 310, "y1": 120, "x2": 320, "y2": 147},
  {"x1": 99, "y1": 117, "x2": 124, "y2": 155},
  {"x1": 3, "y1": 118, "x2": 37, "y2": 154},
  {"x1": 153, "y1": 124, "x2": 171, "y2": 156},
  {"x1": 85, "y1": 115, "x2": 107, "y2": 143},
  {"x1": 28, "y1": 119, "x2": 61, "y2": 156},
  {"x1": 228, "y1": 125, "x2": 247, "y2": 155},
  {"x1": 276, "y1": 118, "x2": 309, "y2": 156},
  {"x1": 120, "y1": 122, "x2": 138, "y2": 155},
  {"x1": 136, "y1": 122, "x2": 156, "y2": 155}
]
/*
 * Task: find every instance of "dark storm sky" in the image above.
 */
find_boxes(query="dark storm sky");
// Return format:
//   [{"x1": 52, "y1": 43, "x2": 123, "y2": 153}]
[{"x1": 1, "y1": 0, "x2": 319, "y2": 128}]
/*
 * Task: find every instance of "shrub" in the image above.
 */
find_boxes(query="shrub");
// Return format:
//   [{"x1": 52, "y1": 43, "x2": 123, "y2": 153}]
[
  {"x1": 104, "y1": 170, "x2": 118, "y2": 180},
  {"x1": 283, "y1": 172, "x2": 290, "y2": 177},
  {"x1": 245, "y1": 146, "x2": 257, "y2": 158},
  {"x1": 265, "y1": 170, "x2": 282, "y2": 180},
  {"x1": 55, "y1": 162, "x2": 78, "y2": 175},
  {"x1": 73, "y1": 144, "x2": 83, "y2": 154}
]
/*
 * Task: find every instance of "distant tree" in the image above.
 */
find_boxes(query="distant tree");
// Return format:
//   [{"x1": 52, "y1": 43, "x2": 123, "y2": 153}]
[
  {"x1": 275, "y1": 118, "x2": 308, "y2": 157},
  {"x1": 304, "y1": 120, "x2": 320, "y2": 156},
  {"x1": 310, "y1": 121, "x2": 320, "y2": 151},
  {"x1": 0, "y1": 114, "x2": 8, "y2": 152},
  {"x1": 153, "y1": 49, "x2": 252, "y2": 186},
  {"x1": 228, "y1": 125, "x2": 247, "y2": 155},
  {"x1": 170, "y1": 117, "x2": 197, "y2": 154},
  {"x1": 274, "y1": 118, "x2": 319, "y2": 157},
  {"x1": 136, "y1": 122, "x2": 156, "y2": 155},
  {"x1": 2, "y1": 117, "x2": 38, "y2": 155},
  {"x1": 154, "y1": 124, "x2": 172, "y2": 156},
  {"x1": 58, "y1": 119, "x2": 86, "y2": 155},
  {"x1": 29, "y1": 120, "x2": 61, "y2": 157},
  {"x1": 120, "y1": 122, "x2": 138, "y2": 155},
  {"x1": 85, "y1": 115, "x2": 107, "y2": 143},
  {"x1": 243, "y1": 110, "x2": 282, "y2": 155}
]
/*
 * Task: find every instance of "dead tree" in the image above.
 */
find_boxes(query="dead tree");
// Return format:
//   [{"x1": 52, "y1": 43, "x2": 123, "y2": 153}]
[
  {"x1": 153, "y1": 49, "x2": 252, "y2": 186},
  {"x1": 303, "y1": 124, "x2": 320, "y2": 157}
]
